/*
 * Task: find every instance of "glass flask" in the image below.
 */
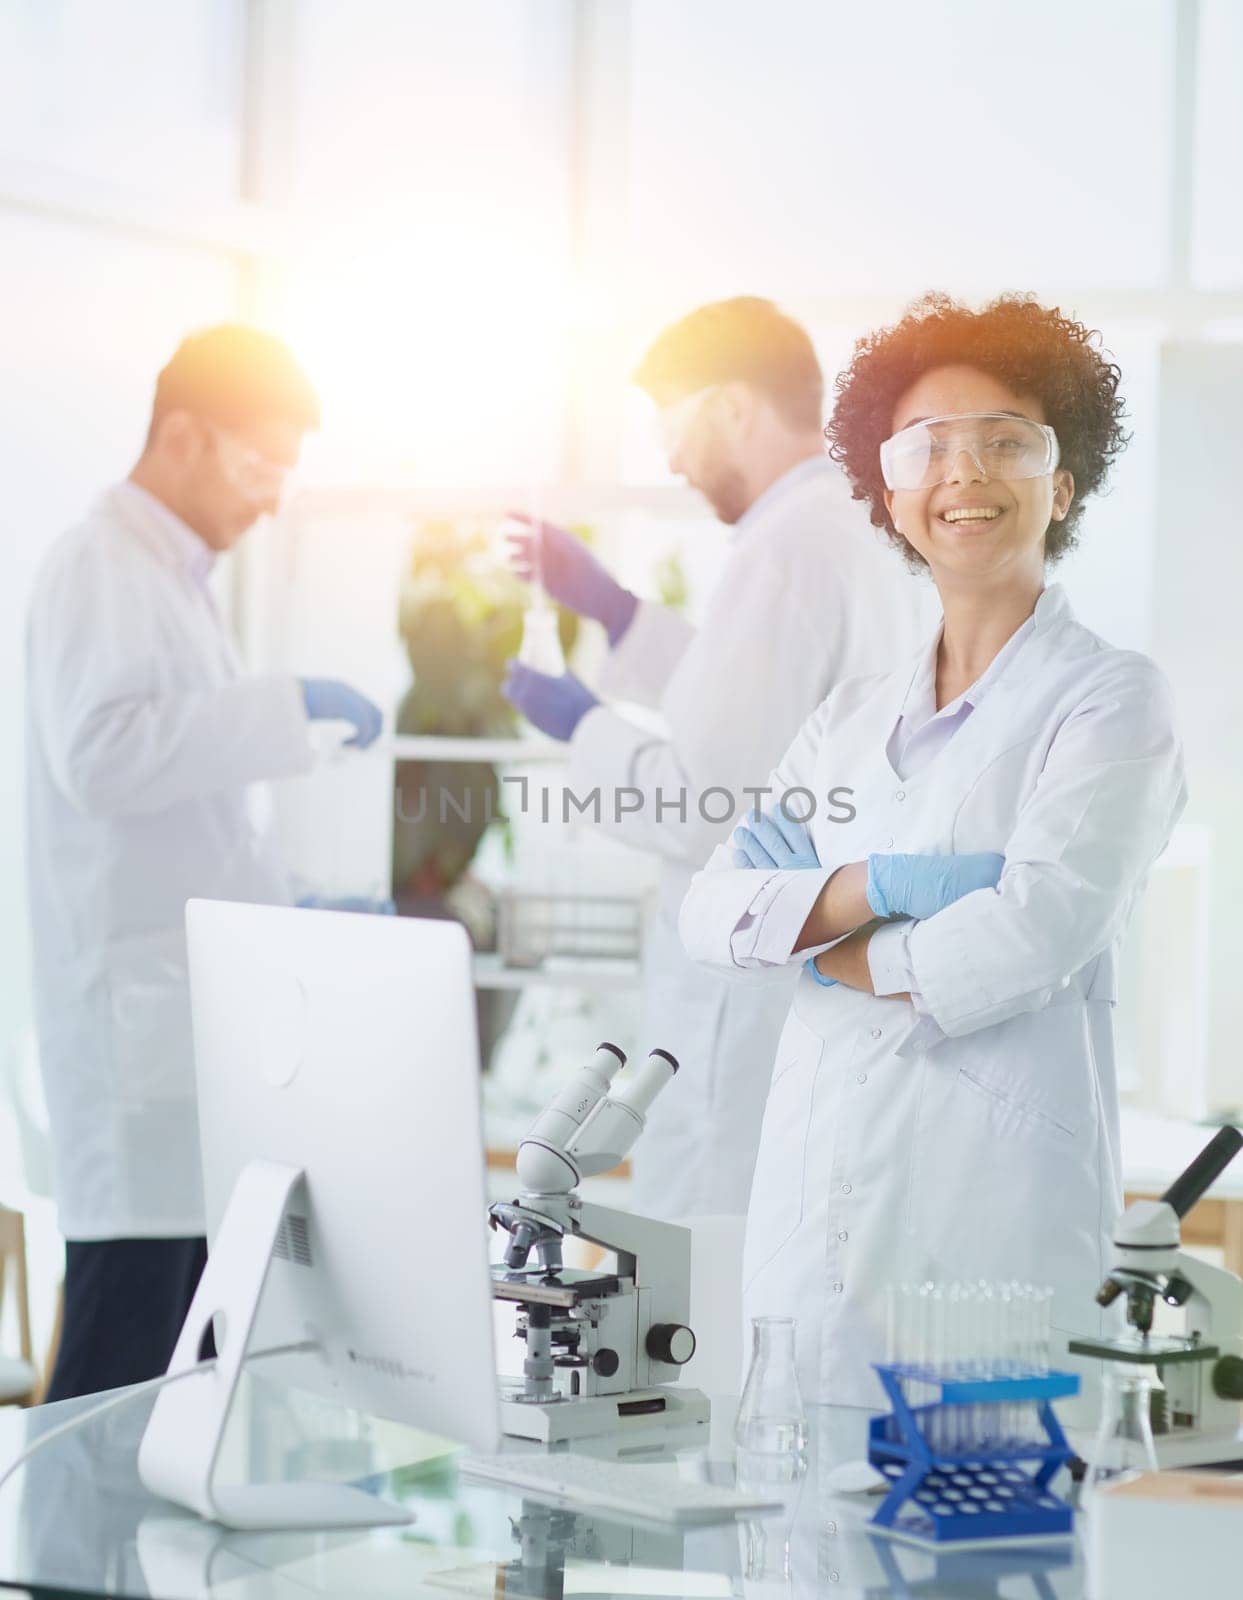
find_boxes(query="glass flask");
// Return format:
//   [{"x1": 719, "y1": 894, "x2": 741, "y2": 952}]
[
  {"x1": 1083, "y1": 1368, "x2": 1160, "y2": 1495},
  {"x1": 517, "y1": 598, "x2": 566, "y2": 676},
  {"x1": 735, "y1": 1445, "x2": 806, "y2": 1596},
  {"x1": 735, "y1": 1317, "x2": 809, "y2": 1456}
]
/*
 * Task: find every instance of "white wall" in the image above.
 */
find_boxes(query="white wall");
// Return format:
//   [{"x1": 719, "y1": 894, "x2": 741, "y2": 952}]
[{"x1": 1153, "y1": 344, "x2": 1243, "y2": 1114}]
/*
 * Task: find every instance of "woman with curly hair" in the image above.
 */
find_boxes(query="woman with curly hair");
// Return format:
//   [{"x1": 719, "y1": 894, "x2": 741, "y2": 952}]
[{"x1": 679, "y1": 294, "x2": 1186, "y2": 1411}]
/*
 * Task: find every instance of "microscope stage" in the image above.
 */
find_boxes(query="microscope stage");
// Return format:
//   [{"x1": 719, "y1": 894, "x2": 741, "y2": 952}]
[
  {"x1": 1068, "y1": 1335, "x2": 1219, "y2": 1365},
  {"x1": 492, "y1": 1269, "x2": 622, "y2": 1308}
]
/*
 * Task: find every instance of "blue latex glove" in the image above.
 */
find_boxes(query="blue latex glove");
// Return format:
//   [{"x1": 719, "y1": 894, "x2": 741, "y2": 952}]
[
  {"x1": 300, "y1": 679, "x2": 384, "y2": 749},
  {"x1": 297, "y1": 895, "x2": 396, "y2": 914},
  {"x1": 734, "y1": 813, "x2": 836, "y2": 987},
  {"x1": 732, "y1": 807, "x2": 820, "y2": 870},
  {"x1": 866, "y1": 851, "x2": 1005, "y2": 921},
  {"x1": 501, "y1": 660, "x2": 599, "y2": 742},
  {"x1": 505, "y1": 513, "x2": 638, "y2": 646}
]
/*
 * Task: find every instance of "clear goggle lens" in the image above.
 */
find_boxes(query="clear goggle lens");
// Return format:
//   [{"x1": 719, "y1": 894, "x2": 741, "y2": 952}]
[
  {"x1": 210, "y1": 426, "x2": 296, "y2": 504},
  {"x1": 880, "y1": 412, "x2": 1059, "y2": 492},
  {"x1": 654, "y1": 384, "x2": 720, "y2": 454}
]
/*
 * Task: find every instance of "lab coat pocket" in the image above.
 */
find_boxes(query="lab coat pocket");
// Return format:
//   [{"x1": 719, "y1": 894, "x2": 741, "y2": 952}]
[
  {"x1": 909, "y1": 1043, "x2": 1086, "y2": 1287},
  {"x1": 103, "y1": 926, "x2": 195, "y2": 1106},
  {"x1": 955, "y1": 1068, "x2": 1076, "y2": 1142},
  {"x1": 742, "y1": 1010, "x2": 823, "y2": 1291}
]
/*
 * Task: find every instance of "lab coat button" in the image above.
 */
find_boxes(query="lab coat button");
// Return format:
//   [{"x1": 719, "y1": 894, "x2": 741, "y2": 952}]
[
  {"x1": 840, "y1": 1182, "x2": 852, "y2": 1195},
  {"x1": 837, "y1": 1230, "x2": 848, "y2": 1242},
  {"x1": 895, "y1": 790, "x2": 906, "y2": 801},
  {"x1": 884, "y1": 836, "x2": 895, "y2": 848},
  {"x1": 832, "y1": 1282, "x2": 844, "y2": 1293},
  {"x1": 825, "y1": 1519, "x2": 837, "y2": 1534},
  {"x1": 869, "y1": 1027, "x2": 882, "y2": 1040},
  {"x1": 856, "y1": 1072, "x2": 868, "y2": 1084}
]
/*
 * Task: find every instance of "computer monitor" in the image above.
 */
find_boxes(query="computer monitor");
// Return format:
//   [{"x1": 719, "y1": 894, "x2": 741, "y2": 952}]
[{"x1": 138, "y1": 900, "x2": 500, "y2": 1530}]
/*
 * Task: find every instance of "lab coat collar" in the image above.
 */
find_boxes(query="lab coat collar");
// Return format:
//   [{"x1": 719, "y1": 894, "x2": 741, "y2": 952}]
[
  {"x1": 899, "y1": 582, "x2": 1070, "y2": 723},
  {"x1": 110, "y1": 481, "x2": 218, "y2": 587},
  {"x1": 736, "y1": 454, "x2": 837, "y2": 536},
  {"x1": 1031, "y1": 581, "x2": 1070, "y2": 631}
]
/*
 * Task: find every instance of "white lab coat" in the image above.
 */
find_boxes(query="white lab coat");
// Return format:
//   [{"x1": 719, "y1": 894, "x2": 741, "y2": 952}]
[
  {"x1": 25, "y1": 484, "x2": 314, "y2": 1240},
  {"x1": 567, "y1": 458, "x2": 927, "y2": 1218},
  {"x1": 679, "y1": 585, "x2": 1187, "y2": 1406}
]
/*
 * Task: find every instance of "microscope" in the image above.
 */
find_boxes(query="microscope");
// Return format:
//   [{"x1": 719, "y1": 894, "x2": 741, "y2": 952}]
[
  {"x1": 1070, "y1": 1125, "x2": 1243, "y2": 1467},
  {"x1": 483, "y1": 1498, "x2": 687, "y2": 1599},
  {"x1": 488, "y1": 1042, "x2": 710, "y2": 1443}
]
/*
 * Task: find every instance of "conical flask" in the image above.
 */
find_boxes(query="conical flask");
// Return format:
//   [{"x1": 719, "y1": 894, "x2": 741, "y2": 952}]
[
  {"x1": 735, "y1": 1317, "x2": 808, "y2": 1456},
  {"x1": 1083, "y1": 1368, "x2": 1160, "y2": 1495}
]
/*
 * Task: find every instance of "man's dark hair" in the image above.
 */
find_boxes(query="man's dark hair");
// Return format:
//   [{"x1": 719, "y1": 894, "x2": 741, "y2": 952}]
[
  {"x1": 147, "y1": 324, "x2": 320, "y2": 445},
  {"x1": 825, "y1": 292, "x2": 1128, "y2": 567},
  {"x1": 634, "y1": 297, "x2": 823, "y2": 430}
]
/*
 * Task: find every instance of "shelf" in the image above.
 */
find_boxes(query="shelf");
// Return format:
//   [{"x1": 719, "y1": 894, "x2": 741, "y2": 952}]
[
  {"x1": 391, "y1": 735, "x2": 567, "y2": 764},
  {"x1": 473, "y1": 953, "x2": 641, "y2": 992}
]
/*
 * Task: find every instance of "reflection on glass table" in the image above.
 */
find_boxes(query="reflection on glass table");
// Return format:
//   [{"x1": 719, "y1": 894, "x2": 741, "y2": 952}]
[{"x1": 0, "y1": 1373, "x2": 1091, "y2": 1599}]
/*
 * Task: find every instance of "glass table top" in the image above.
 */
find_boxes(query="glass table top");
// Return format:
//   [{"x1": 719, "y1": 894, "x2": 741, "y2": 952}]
[{"x1": 0, "y1": 1375, "x2": 1088, "y2": 1598}]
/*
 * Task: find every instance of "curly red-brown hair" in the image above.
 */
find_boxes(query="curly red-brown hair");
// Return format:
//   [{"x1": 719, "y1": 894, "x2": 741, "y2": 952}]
[{"x1": 824, "y1": 293, "x2": 1129, "y2": 567}]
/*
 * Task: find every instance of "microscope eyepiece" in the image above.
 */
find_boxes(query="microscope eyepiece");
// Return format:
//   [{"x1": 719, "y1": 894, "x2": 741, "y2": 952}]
[{"x1": 1160, "y1": 1126, "x2": 1243, "y2": 1220}]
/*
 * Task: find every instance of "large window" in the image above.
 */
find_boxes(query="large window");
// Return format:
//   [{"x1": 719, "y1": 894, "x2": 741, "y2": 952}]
[
  {"x1": 1191, "y1": 0, "x2": 1243, "y2": 288},
  {"x1": 0, "y1": 0, "x2": 246, "y2": 199},
  {"x1": 261, "y1": 0, "x2": 576, "y2": 487},
  {"x1": 624, "y1": 0, "x2": 1175, "y2": 305}
]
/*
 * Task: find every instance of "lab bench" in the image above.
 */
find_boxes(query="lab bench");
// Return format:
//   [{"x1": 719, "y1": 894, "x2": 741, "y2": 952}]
[{"x1": 0, "y1": 1375, "x2": 1098, "y2": 1598}]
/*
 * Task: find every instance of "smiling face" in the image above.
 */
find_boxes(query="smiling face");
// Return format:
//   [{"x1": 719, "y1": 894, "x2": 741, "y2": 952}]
[{"x1": 882, "y1": 365, "x2": 1074, "y2": 587}]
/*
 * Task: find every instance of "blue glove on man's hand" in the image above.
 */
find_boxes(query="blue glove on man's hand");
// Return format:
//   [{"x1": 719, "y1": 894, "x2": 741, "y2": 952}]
[
  {"x1": 300, "y1": 679, "x2": 384, "y2": 749},
  {"x1": 505, "y1": 513, "x2": 638, "y2": 646},
  {"x1": 732, "y1": 807, "x2": 820, "y2": 870},
  {"x1": 501, "y1": 660, "x2": 599, "y2": 742},
  {"x1": 297, "y1": 895, "x2": 396, "y2": 915},
  {"x1": 866, "y1": 851, "x2": 1005, "y2": 921}
]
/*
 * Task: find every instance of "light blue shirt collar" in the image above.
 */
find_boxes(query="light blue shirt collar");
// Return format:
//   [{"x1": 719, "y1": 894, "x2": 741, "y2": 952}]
[
  {"x1": 736, "y1": 453, "x2": 836, "y2": 533},
  {"x1": 902, "y1": 583, "x2": 1065, "y2": 725}
]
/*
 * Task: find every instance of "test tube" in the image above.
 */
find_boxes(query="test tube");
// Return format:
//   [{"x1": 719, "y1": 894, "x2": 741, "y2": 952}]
[
  {"x1": 915, "y1": 1280, "x2": 934, "y2": 1407},
  {"x1": 928, "y1": 1282, "x2": 946, "y2": 1449},
  {"x1": 1032, "y1": 1285, "x2": 1052, "y2": 1376},
  {"x1": 945, "y1": 1282, "x2": 966, "y2": 1452}
]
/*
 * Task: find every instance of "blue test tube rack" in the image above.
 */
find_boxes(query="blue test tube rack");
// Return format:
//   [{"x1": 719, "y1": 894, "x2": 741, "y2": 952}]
[{"x1": 868, "y1": 1362, "x2": 1080, "y2": 1546}]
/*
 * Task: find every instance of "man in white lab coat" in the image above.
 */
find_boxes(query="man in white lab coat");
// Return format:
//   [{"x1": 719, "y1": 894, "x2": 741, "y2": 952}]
[
  {"x1": 26, "y1": 326, "x2": 383, "y2": 1399},
  {"x1": 502, "y1": 298, "x2": 926, "y2": 1219}
]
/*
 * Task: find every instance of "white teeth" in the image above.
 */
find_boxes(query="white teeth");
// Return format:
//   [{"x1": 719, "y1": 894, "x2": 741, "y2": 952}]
[{"x1": 941, "y1": 507, "x2": 1001, "y2": 524}]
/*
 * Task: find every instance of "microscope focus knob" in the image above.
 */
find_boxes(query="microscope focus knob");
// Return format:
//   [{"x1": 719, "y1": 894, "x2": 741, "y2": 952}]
[
  {"x1": 647, "y1": 1323, "x2": 696, "y2": 1366},
  {"x1": 1212, "y1": 1355, "x2": 1243, "y2": 1402},
  {"x1": 592, "y1": 1348, "x2": 620, "y2": 1378}
]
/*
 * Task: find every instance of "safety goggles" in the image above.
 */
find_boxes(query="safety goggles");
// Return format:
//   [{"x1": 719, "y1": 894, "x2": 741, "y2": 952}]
[
  {"x1": 880, "y1": 411, "x2": 1060, "y2": 492},
  {"x1": 207, "y1": 424, "x2": 297, "y2": 503},
  {"x1": 654, "y1": 385, "x2": 721, "y2": 454}
]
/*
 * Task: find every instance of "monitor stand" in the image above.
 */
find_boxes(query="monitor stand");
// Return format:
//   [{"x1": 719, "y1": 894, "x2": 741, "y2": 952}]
[{"x1": 137, "y1": 1157, "x2": 413, "y2": 1531}]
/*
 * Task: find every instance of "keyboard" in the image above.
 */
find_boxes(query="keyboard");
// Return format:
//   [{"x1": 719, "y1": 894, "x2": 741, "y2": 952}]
[{"x1": 458, "y1": 1451, "x2": 784, "y2": 1525}]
